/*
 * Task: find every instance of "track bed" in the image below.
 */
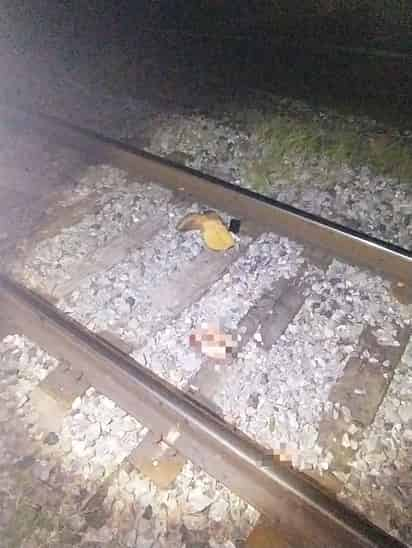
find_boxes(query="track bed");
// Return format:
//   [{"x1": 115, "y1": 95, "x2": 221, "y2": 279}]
[{"x1": 0, "y1": 112, "x2": 411, "y2": 547}]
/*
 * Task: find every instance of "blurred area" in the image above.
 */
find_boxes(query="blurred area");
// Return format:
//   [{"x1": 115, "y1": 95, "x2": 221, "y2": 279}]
[{"x1": 0, "y1": 0, "x2": 411, "y2": 126}]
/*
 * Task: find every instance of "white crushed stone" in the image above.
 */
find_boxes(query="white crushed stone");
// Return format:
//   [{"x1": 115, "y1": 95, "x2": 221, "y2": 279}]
[
  {"x1": 17, "y1": 166, "x2": 173, "y2": 293},
  {"x1": 57, "y1": 164, "x2": 138, "y2": 205},
  {"x1": 272, "y1": 167, "x2": 412, "y2": 252},
  {"x1": 150, "y1": 113, "x2": 250, "y2": 182},
  {"x1": 0, "y1": 334, "x2": 146, "y2": 479},
  {"x1": 213, "y1": 260, "x2": 411, "y2": 471},
  {"x1": 133, "y1": 233, "x2": 304, "y2": 388},
  {"x1": 0, "y1": 334, "x2": 59, "y2": 396},
  {"x1": 59, "y1": 202, "x2": 214, "y2": 343},
  {"x1": 100, "y1": 461, "x2": 259, "y2": 547},
  {"x1": 339, "y1": 337, "x2": 412, "y2": 545},
  {"x1": 60, "y1": 387, "x2": 147, "y2": 478},
  {"x1": 0, "y1": 333, "x2": 259, "y2": 546}
]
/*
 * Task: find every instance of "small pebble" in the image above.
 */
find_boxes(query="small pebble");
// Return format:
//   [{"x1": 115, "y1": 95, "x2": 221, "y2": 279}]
[
  {"x1": 44, "y1": 432, "x2": 59, "y2": 446},
  {"x1": 142, "y1": 505, "x2": 153, "y2": 520},
  {"x1": 342, "y1": 433, "x2": 351, "y2": 448}
]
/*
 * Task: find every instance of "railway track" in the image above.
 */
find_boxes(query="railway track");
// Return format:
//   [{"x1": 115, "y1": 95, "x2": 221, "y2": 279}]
[{"x1": 0, "y1": 104, "x2": 411, "y2": 547}]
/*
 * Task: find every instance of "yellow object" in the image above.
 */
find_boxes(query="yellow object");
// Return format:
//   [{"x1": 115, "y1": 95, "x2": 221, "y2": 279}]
[
  {"x1": 176, "y1": 213, "x2": 205, "y2": 232},
  {"x1": 202, "y1": 218, "x2": 235, "y2": 251},
  {"x1": 177, "y1": 211, "x2": 235, "y2": 251}
]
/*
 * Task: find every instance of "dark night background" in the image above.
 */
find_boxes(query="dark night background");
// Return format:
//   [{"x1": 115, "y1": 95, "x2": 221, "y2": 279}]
[{"x1": 1, "y1": 1, "x2": 412, "y2": 126}]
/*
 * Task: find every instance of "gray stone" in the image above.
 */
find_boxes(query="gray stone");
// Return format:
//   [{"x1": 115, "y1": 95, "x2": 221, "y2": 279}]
[
  {"x1": 67, "y1": 514, "x2": 87, "y2": 532},
  {"x1": 209, "y1": 498, "x2": 229, "y2": 522},
  {"x1": 83, "y1": 525, "x2": 113, "y2": 544},
  {"x1": 398, "y1": 403, "x2": 412, "y2": 423},
  {"x1": 71, "y1": 439, "x2": 96, "y2": 459},
  {"x1": 125, "y1": 475, "x2": 149, "y2": 498},
  {"x1": 124, "y1": 529, "x2": 138, "y2": 548},
  {"x1": 117, "y1": 469, "x2": 130, "y2": 488},
  {"x1": 15, "y1": 455, "x2": 36, "y2": 469},
  {"x1": 43, "y1": 432, "x2": 59, "y2": 445},
  {"x1": 142, "y1": 504, "x2": 153, "y2": 520},
  {"x1": 84, "y1": 423, "x2": 101, "y2": 445},
  {"x1": 60, "y1": 437, "x2": 72, "y2": 454},
  {"x1": 183, "y1": 513, "x2": 209, "y2": 531},
  {"x1": 185, "y1": 487, "x2": 214, "y2": 513},
  {"x1": 32, "y1": 460, "x2": 54, "y2": 482}
]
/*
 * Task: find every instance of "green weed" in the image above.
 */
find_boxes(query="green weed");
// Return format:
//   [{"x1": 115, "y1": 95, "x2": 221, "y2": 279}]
[{"x1": 246, "y1": 114, "x2": 412, "y2": 192}]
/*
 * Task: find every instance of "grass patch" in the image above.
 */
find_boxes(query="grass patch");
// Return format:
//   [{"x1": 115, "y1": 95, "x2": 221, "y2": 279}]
[
  {"x1": 246, "y1": 114, "x2": 412, "y2": 191},
  {"x1": 2, "y1": 470, "x2": 86, "y2": 548},
  {"x1": 4, "y1": 499, "x2": 57, "y2": 548}
]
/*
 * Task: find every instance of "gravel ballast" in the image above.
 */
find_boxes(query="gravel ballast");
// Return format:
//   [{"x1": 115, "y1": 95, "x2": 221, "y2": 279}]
[{"x1": 0, "y1": 334, "x2": 259, "y2": 547}]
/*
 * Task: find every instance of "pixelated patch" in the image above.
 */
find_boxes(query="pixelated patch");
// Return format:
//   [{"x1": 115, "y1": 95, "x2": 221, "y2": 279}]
[
  {"x1": 261, "y1": 444, "x2": 293, "y2": 466},
  {"x1": 189, "y1": 321, "x2": 238, "y2": 361}
]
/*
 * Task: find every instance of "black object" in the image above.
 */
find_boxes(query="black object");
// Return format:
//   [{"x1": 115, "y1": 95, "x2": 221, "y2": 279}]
[
  {"x1": 44, "y1": 431, "x2": 59, "y2": 445},
  {"x1": 229, "y1": 218, "x2": 241, "y2": 234}
]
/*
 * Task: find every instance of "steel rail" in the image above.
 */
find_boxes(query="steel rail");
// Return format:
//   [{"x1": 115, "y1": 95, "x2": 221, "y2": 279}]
[
  {"x1": 0, "y1": 273, "x2": 406, "y2": 548},
  {"x1": 1, "y1": 103, "x2": 411, "y2": 284}
]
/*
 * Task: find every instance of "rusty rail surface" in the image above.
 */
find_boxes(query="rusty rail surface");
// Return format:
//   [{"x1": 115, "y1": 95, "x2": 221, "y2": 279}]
[{"x1": 1, "y1": 103, "x2": 411, "y2": 284}]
